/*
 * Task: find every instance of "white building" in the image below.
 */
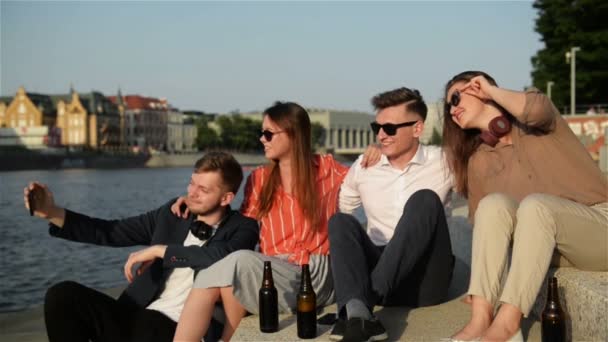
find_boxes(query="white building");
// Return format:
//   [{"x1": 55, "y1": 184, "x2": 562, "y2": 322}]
[
  {"x1": 238, "y1": 108, "x2": 376, "y2": 155},
  {"x1": 167, "y1": 109, "x2": 197, "y2": 153}
]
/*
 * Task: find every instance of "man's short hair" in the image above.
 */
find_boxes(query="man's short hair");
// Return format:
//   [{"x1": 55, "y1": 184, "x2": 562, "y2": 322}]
[
  {"x1": 194, "y1": 152, "x2": 243, "y2": 193},
  {"x1": 371, "y1": 87, "x2": 428, "y2": 121}
]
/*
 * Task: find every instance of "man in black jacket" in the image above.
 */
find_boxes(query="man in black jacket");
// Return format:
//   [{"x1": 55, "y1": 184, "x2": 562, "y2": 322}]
[{"x1": 24, "y1": 152, "x2": 259, "y2": 342}]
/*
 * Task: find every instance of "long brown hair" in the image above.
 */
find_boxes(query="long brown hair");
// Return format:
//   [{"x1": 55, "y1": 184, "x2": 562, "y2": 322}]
[
  {"x1": 442, "y1": 71, "x2": 502, "y2": 197},
  {"x1": 257, "y1": 102, "x2": 320, "y2": 230}
]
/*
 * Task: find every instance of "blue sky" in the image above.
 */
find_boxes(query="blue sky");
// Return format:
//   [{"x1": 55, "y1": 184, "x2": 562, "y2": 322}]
[{"x1": 1, "y1": 1, "x2": 542, "y2": 113}]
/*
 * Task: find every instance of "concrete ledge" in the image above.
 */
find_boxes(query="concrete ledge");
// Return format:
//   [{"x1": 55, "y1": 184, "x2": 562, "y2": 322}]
[{"x1": 232, "y1": 298, "x2": 542, "y2": 341}]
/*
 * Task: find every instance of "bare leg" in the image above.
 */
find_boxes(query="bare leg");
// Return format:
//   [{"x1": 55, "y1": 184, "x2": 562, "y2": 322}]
[
  {"x1": 481, "y1": 303, "x2": 522, "y2": 342},
  {"x1": 173, "y1": 288, "x2": 221, "y2": 342},
  {"x1": 219, "y1": 286, "x2": 247, "y2": 341},
  {"x1": 451, "y1": 295, "x2": 494, "y2": 340}
]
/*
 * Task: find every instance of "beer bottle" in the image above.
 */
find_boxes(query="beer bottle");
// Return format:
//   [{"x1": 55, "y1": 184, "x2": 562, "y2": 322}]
[
  {"x1": 259, "y1": 261, "x2": 278, "y2": 333},
  {"x1": 541, "y1": 276, "x2": 566, "y2": 342},
  {"x1": 297, "y1": 264, "x2": 317, "y2": 339}
]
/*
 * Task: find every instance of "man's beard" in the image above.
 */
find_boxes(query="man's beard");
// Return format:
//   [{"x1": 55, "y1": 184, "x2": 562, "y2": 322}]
[{"x1": 187, "y1": 199, "x2": 223, "y2": 217}]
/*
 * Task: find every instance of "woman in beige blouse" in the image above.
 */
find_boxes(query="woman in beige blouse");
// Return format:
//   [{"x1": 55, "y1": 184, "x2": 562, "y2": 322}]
[{"x1": 442, "y1": 71, "x2": 607, "y2": 341}]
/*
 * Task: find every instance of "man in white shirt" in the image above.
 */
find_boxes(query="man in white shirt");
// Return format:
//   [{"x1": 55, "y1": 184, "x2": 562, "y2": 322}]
[{"x1": 328, "y1": 87, "x2": 455, "y2": 342}]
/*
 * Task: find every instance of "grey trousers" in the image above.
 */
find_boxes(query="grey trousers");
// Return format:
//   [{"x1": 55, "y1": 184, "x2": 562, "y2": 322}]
[{"x1": 193, "y1": 250, "x2": 334, "y2": 314}]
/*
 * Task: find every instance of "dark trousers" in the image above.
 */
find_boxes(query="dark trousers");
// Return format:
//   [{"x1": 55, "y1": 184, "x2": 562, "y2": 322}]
[
  {"x1": 328, "y1": 189, "x2": 455, "y2": 313},
  {"x1": 44, "y1": 281, "x2": 177, "y2": 342}
]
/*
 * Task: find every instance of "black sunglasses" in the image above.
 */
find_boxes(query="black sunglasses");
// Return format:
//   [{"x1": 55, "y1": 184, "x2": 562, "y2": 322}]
[
  {"x1": 449, "y1": 90, "x2": 461, "y2": 107},
  {"x1": 370, "y1": 121, "x2": 418, "y2": 136},
  {"x1": 261, "y1": 130, "x2": 284, "y2": 141}
]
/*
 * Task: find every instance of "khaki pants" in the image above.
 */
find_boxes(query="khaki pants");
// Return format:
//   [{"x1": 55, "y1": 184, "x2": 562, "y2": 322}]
[{"x1": 468, "y1": 193, "x2": 608, "y2": 316}]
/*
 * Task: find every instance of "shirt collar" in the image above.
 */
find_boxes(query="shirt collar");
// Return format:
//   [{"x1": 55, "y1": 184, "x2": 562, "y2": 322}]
[
  {"x1": 410, "y1": 144, "x2": 427, "y2": 165},
  {"x1": 379, "y1": 144, "x2": 428, "y2": 167}
]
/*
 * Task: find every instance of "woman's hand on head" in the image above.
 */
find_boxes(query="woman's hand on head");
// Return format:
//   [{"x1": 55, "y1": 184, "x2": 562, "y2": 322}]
[{"x1": 465, "y1": 75, "x2": 496, "y2": 102}]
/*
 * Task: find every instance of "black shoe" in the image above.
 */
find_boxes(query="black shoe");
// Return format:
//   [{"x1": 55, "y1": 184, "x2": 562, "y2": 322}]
[
  {"x1": 341, "y1": 317, "x2": 388, "y2": 342},
  {"x1": 329, "y1": 318, "x2": 346, "y2": 341}
]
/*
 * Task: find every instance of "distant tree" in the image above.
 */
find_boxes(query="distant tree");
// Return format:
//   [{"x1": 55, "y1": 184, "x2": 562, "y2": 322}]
[
  {"x1": 429, "y1": 127, "x2": 442, "y2": 146},
  {"x1": 215, "y1": 115, "x2": 261, "y2": 152},
  {"x1": 195, "y1": 116, "x2": 220, "y2": 150},
  {"x1": 230, "y1": 115, "x2": 260, "y2": 151},
  {"x1": 531, "y1": 0, "x2": 608, "y2": 111},
  {"x1": 311, "y1": 122, "x2": 326, "y2": 150}
]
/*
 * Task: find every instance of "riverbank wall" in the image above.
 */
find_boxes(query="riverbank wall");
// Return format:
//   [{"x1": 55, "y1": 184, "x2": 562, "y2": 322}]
[
  {"x1": 145, "y1": 152, "x2": 267, "y2": 168},
  {"x1": 0, "y1": 151, "x2": 269, "y2": 172}
]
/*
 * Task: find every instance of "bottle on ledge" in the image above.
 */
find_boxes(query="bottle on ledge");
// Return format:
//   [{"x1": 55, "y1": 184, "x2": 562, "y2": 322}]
[
  {"x1": 541, "y1": 276, "x2": 566, "y2": 342},
  {"x1": 259, "y1": 261, "x2": 278, "y2": 333},
  {"x1": 297, "y1": 264, "x2": 317, "y2": 339}
]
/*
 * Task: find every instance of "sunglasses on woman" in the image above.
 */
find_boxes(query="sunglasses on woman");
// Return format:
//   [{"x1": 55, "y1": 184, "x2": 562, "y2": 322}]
[
  {"x1": 449, "y1": 90, "x2": 461, "y2": 107},
  {"x1": 370, "y1": 121, "x2": 418, "y2": 136},
  {"x1": 449, "y1": 85, "x2": 474, "y2": 107},
  {"x1": 261, "y1": 130, "x2": 284, "y2": 141}
]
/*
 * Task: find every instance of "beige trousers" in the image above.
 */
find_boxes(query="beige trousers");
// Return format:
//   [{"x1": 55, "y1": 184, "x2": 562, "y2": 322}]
[{"x1": 468, "y1": 193, "x2": 608, "y2": 316}]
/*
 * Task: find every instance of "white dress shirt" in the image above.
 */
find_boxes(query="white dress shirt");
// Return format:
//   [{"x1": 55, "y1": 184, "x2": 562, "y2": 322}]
[
  {"x1": 146, "y1": 226, "x2": 217, "y2": 322},
  {"x1": 339, "y1": 144, "x2": 453, "y2": 246}
]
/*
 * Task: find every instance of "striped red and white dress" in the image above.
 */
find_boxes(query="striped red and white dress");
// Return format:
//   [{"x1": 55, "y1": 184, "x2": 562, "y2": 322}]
[{"x1": 241, "y1": 154, "x2": 348, "y2": 265}]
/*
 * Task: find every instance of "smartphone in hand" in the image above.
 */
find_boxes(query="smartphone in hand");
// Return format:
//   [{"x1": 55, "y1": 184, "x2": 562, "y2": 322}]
[{"x1": 28, "y1": 184, "x2": 43, "y2": 216}]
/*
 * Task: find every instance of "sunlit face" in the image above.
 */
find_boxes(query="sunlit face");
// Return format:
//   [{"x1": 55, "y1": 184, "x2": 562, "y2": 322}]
[
  {"x1": 446, "y1": 81, "x2": 484, "y2": 129},
  {"x1": 186, "y1": 171, "x2": 231, "y2": 216},
  {"x1": 375, "y1": 104, "x2": 422, "y2": 160},
  {"x1": 260, "y1": 115, "x2": 292, "y2": 161}
]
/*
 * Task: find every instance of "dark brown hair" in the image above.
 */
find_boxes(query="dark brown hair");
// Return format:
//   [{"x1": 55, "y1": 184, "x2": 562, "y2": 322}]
[
  {"x1": 441, "y1": 70, "x2": 502, "y2": 196},
  {"x1": 257, "y1": 102, "x2": 320, "y2": 230},
  {"x1": 194, "y1": 151, "x2": 243, "y2": 193},
  {"x1": 371, "y1": 87, "x2": 428, "y2": 121}
]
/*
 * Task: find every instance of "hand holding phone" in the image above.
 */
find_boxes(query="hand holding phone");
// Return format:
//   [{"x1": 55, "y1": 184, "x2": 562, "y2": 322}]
[{"x1": 27, "y1": 184, "x2": 44, "y2": 216}]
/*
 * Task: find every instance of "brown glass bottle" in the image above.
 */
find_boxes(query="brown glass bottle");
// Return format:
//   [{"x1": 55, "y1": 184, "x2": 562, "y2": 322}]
[
  {"x1": 259, "y1": 261, "x2": 278, "y2": 333},
  {"x1": 297, "y1": 264, "x2": 317, "y2": 339},
  {"x1": 541, "y1": 277, "x2": 566, "y2": 342}
]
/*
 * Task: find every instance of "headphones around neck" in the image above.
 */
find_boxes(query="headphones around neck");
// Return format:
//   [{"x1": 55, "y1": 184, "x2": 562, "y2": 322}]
[
  {"x1": 479, "y1": 115, "x2": 511, "y2": 147},
  {"x1": 190, "y1": 220, "x2": 214, "y2": 240},
  {"x1": 188, "y1": 206, "x2": 234, "y2": 241}
]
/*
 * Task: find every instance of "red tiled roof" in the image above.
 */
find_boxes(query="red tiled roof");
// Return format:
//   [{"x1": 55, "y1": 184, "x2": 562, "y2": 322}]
[{"x1": 108, "y1": 95, "x2": 167, "y2": 110}]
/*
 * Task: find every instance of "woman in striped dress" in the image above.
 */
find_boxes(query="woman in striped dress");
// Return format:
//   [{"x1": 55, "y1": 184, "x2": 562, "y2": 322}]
[{"x1": 173, "y1": 102, "x2": 350, "y2": 341}]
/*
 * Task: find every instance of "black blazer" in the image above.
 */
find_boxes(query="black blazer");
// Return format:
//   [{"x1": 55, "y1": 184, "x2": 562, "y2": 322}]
[{"x1": 49, "y1": 198, "x2": 259, "y2": 308}]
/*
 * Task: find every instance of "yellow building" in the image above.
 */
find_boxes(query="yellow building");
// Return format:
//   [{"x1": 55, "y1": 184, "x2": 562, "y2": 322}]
[
  {"x1": 52, "y1": 89, "x2": 121, "y2": 149},
  {"x1": 56, "y1": 91, "x2": 89, "y2": 146},
  {"x1": 0, "y1": 87, "x2": 44, "y2": 128},
  {"x1": 0, "y1": 86, "x2": 121, "y2": 149},
  {"x1": 0, "y1": 103, "x2": 6, "y2": 126}
]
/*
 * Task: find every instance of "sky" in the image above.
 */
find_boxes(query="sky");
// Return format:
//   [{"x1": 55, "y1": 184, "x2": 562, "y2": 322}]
[{"x1": 1, "y1": 1, "x2": 543, "y2": 114}]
